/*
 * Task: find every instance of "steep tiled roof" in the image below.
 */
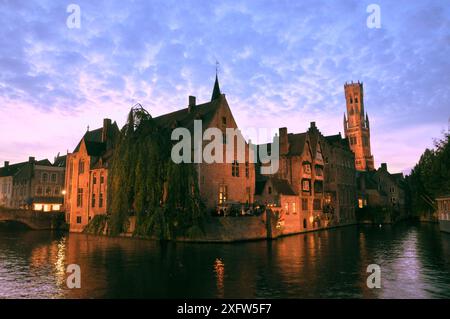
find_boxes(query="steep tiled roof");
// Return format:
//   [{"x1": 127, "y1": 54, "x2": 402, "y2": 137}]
[
  {"x1": 73, "y1": 122, "x2": 120, "y2": 153},
  {"x1": 270, "y1": 177, "x2": 297, "y2": 196},
  {"x1": 54, "y1": 155, "x2": 67, "y2": 167},
  {"x1": 255, "y1": 177, "x2": 297, "y2": 196},
  {"x1": 287, "y1": 132, "x2": 307, "y2": 155},
  {"x1": 0, "y1": 161, "x2": 28, "y2": 177},
  {"x1": 153, "y1": 95, "x2": 222, "y2": 133},
  {"x1": 85, "y1": 141, "x2": 107, "y2": 157}
]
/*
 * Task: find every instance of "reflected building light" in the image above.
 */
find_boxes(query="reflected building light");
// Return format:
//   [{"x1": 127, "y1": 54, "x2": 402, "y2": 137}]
[
  {"x1": 214, "y1": 258, "x2": 225, "y2": 298},
  {"x1": 54, "y1": 237, "x2": 67, "y2": 287}
]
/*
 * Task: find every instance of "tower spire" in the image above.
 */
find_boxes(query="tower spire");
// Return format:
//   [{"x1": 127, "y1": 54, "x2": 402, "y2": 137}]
[{"x1": 211, "y1": 62, "x2": 221, "y2": 101}]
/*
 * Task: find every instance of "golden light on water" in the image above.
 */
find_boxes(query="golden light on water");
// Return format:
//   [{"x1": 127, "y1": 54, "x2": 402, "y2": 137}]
[
  {"x1": 54, "y1": 237, "x2": 67, "y2": 287},
  {"x1": 214, "y1": 258, "x2": 225, "y2": 298}
]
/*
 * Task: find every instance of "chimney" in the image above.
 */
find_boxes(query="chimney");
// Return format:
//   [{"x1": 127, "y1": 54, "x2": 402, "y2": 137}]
[
  {"x1": 310, "y1": 121, "x2": 316, "y2": 128},
  {"x1": 4, "y1": 161, "x2": 9, "y2": 167},
  {"x1": 102, "y1": 118, "x2": 111, "y2": 142},
  {"x1": 279, "y1": 127, "x2": 289, "y2": 155},
  {"x1": 29, "y1": 156, "x2": 35, "y2": 163},
  {"x1": 381, "y1": 163, "x2": 387, "y2": 171},
  {"x1": 188, "y1": 96, "x2": 196, "y2": 113}
]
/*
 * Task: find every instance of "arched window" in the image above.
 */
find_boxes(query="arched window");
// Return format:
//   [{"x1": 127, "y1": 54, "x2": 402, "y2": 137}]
[
  {"x1": 36, "y1": 186, "x2": 43, "y2": 195},
  {"x1": 45, "y1": 187, "x2": 51, "y2": 195},
  {"x1": 54, "y1": 186, "x2": 60, "y2": 195}
]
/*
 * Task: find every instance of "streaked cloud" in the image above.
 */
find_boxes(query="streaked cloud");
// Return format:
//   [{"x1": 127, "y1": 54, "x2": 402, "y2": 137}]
[{"x1": 0, "y1": 0, "x2": 449, "y2": 173}]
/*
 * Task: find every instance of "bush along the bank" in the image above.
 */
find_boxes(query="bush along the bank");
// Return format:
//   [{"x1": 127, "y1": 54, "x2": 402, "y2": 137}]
[
  {"x1": 406, "y1": 132, "x2": 450, "y2": 219},
  {"x1": 108, "y1": 105, "x2": 206, "y2": 240}
]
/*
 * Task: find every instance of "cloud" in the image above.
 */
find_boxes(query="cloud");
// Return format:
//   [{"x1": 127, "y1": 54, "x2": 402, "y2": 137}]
[{"x1": 0, "y1": 0, "x2": 449, "y2": 174}]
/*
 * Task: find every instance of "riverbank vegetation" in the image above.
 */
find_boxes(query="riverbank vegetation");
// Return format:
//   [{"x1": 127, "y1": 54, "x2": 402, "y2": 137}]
[
  {"x1": 107, "y1": 105, "x2": 205, "y2": 240},
  {"x1": 406, "y1": 132, "x2": 450, "y2": 219}
]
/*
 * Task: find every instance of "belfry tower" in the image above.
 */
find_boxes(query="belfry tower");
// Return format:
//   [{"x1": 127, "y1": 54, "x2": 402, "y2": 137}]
[{"x1": 343, "y1": 81, "x2": 374, "y2": 171}]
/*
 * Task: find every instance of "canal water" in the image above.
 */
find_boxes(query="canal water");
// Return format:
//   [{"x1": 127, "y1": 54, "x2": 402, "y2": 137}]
[{"x1": 0, "y1": 221, "x2": 449, "y2": 298}]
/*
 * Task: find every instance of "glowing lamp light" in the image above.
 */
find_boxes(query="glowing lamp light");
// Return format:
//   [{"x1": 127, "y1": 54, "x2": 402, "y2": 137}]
[
  {"x1": 309, "y1": 216, "x2": 314, "y2": 224},
  {"x1": 61, "y1": 190, "x2": 67, "y2": 195}
]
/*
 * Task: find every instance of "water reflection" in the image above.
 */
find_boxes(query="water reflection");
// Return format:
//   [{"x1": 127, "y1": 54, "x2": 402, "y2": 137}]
[{"x1": 0, "y1": 221, "x2": 449, "y2": 298}]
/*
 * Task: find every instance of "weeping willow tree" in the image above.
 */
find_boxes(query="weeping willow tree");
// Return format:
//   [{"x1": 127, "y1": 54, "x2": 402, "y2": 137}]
[{"x1": 108, "y1": 104, "x2": 205, "y2": 239}]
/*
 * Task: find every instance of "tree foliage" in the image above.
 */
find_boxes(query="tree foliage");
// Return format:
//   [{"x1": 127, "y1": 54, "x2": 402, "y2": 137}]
[
  {"x1": 406, "y1": 132, "x2": 450, "y2": 217},
  {"x1": 108, "y1": 104, "x2": 205, "y2": 239}
]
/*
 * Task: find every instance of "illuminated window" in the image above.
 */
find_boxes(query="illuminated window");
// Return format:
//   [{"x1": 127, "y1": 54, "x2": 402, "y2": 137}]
[
  {"x1": 218, "y1": 185, "x2": 227, "y2": 205},
  {"x1": 302, "y1": 179, "x2": 311, "y2": 192},
  {"x1": 284, "y1": 203, "x2": 289, "y2": 214},
  {"x1": 292, "y1": 202, "x2": 296, "y2": 213},
  {"x1": 303, "y1": 163, "x2": 311, "y2": 174},
  {"x1": 358, "y1": 199, "x2": 364, "y2": 208}
]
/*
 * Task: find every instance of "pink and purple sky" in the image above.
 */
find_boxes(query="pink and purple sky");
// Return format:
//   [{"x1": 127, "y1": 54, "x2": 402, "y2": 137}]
[{"x1": 1, "y1": 0, "x2": 449, "y2": 174}]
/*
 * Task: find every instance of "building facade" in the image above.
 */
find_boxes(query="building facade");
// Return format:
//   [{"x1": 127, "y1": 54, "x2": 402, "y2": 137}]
[
  {"x1": 65, "y1": 119, "x2": 119, "y2": 232},
  {"x1": 324, "y1": 133, "x2": 357, "y2": 224},
  {"x1": 0, "y1": 157, "x2": 66, "y2": 211},
  {"x1": 154, "y1": 76, "x2": 255, "y2": 212}
]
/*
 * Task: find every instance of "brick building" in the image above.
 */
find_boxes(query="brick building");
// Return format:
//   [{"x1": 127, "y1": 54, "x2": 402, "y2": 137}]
[
  {"x1": 0, "y1": 156, "x2": 66, "y2": 211},
  {"x1": 343, "y1": 82, "x2": 375, "y2": 171},
  {"x1": 64, "y1": 119, "x2": 120, "y2": 232},
  {"x1": 324, "y1": 133, "x2": 357, "y2": 224},
  {"x1": 154, "y1": 76, "x2": 255, "y2": 212}
]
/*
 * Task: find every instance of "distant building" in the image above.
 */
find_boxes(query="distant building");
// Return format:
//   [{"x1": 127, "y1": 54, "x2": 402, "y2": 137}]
[
  {"x1": 357, "y1": 163, "x2": 406, "y2": 218},
  {"x1": 343, "y1": 82, "x2": 375, "y2": 171},
  {"x1": 0, "y1": 156, "x2": 66, "y2": 211},
  {"x1": 64, "y1": 118, "x2": 120, "y2": 232},
  {"x1": 0, "y1": 161, "x2": 27, "y2": 208}
]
